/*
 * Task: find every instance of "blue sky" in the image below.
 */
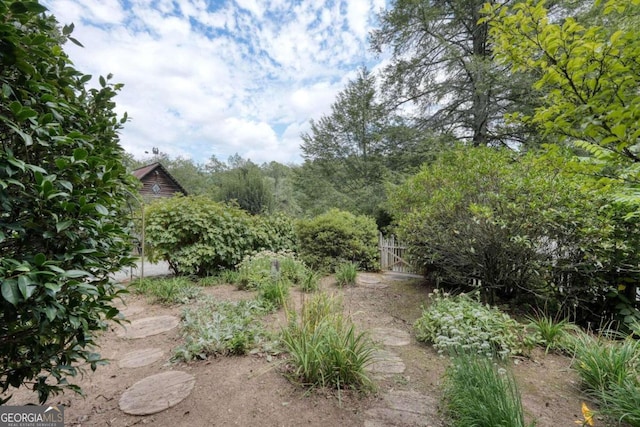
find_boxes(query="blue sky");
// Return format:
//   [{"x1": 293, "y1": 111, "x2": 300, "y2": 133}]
[{"x1": 42, "y1": 0, "x2": 388, "y2": 165}]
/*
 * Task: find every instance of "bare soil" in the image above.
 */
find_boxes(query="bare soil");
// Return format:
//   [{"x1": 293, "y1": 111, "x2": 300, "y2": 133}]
[{"x1": 4, "y1": 274, "x2": 592, "y2": 426}]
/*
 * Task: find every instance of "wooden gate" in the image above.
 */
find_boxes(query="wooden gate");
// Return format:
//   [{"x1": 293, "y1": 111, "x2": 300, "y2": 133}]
[{"x1": 378, "y1": 233, "x2": 416, "y2": 273}]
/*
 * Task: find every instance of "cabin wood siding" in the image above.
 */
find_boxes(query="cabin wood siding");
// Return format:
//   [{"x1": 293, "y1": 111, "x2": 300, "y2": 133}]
[{"x1": 131, "y1": 162, "x2": 188, "y2": 198}]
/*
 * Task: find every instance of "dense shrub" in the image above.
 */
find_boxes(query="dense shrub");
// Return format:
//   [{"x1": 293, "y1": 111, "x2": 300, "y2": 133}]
[
  {"x1": 388, "y1": 146, "x2": 640, "y2": 324},
  {"x1": 1, "y1": 3, "x2": 136, "y2": 403},
  {"x1": 145, "y1": 196, "x2": 296, "y2": 276},
  {"x1": 296, "y1": 209, "x2": 379, "y2": 272}
]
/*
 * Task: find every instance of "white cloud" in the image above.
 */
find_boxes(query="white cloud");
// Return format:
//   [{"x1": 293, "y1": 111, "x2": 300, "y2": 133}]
[{"x1": 42, "y1": 0, "x2": 387, "y2": 165}]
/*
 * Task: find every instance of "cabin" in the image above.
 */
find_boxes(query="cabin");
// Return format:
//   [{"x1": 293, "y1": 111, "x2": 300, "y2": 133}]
[{"x1": 131, "y1": 162, "x2": 188, "y2": 198}]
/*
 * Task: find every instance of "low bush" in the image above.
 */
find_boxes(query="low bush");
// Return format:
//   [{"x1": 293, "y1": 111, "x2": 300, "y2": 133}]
[
  {"x1": 296, "y1": 209, "x2": 379, "y2": 272},
  {"x1": 443, "y1": 352, "x2": 532, "y2": 427},
  {"x1": 282, "y1": 293, "x2": 376, "y2": 392},
  {"x1": 145, "y1": 196, "x2": 296, "y2": 276},
  {"x1": 414, "y1": 290, "x2": 528, "y2": 358},
  {"x1": 236, "y1": 250, "x2": 307, "y2": 290},
  {"x1": 335, "y1": 262, "x2": 358, "y2": 287},
  {"x1": 131, "y1": 277, "x2": 202, "y2": 305},
  {"x1": 173, "y1": 298, "x2": 270, "y2": 361}
]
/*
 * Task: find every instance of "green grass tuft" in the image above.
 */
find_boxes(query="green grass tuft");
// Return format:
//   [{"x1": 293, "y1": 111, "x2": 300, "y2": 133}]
[
  {"x1": 281, "y1": 293, "x2": 376, "y2": 392},
  {"x1": 334, "y1": 262, "x2": 358, "y2": 287},
  {"x1": 443, "y1": 351, "x2": 533, "y2": 427},
  {"x1": 130, "y1": 277, "x2": 201, "y2": 305}
]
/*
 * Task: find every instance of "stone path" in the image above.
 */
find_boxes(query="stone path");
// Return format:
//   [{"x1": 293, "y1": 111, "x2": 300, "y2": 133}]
[
  {"x1": 115, "y1": 310, "x2": 195, "y2": 416},
  {"x1": 364, "y1": 293, "x2": 440, "y2": 427}
]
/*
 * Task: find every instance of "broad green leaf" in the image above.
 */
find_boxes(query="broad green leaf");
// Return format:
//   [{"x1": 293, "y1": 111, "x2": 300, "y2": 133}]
[
  {"x1": 95, "y1": 204, "x2": 109, "y2": 215},
  {"x1": 2, "y1": 280, "x2": 20, "y2": 305},
  {"x1": 34, "y1": 253, "x2": 46, "y2": 266},
  {"x1": 44, "y1": 306, "x2": 57, "y2": 321},
  {"x1": 62, "y1": 269, "x2": 90, "y2": 278},
  {"x1": 56, "y1": 220, "x2": 72, "y2": 232},
  {"x1": 18, "y1": 276, "x2": 36, "y2": 300},
  {"x1": 73, "y1": 148, "x2": 88, "y2": 161}
]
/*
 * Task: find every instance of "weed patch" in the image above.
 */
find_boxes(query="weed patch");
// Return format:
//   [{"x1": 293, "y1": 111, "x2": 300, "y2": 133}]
[{"x1": 131, "y1": 277, "x2": 202, "y2": 305}]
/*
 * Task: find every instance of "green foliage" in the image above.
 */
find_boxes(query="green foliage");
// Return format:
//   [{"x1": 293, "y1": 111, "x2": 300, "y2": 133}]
[
  {"x1": 443, "y1": 352, "x2": 532, "y2": 427},
  {"x1": 570, "y1": 332, "x2": 640, "y2": 394},
  {"x1": 130, "y1": 277, "x2": 202, "y2": 305},
  {"x1": 565, "y1": 330, "x2": 640, "y2": 426},
  {"x1": 414, "y1": 290, "x2": 528, "y2": 358},
  {"x1": 334, "y1": 262, "x2": 358, "y2": 288},
  {"x1": 526, "y1": 312, "x2": 577, "y2": 354},
  {"x1": 219, "y1": 161, "x2": 274, "y2": 215},
  {"x1": 144, "y1": 196, "x2": 296, "y2": 276},
  {"x1": 389, "y1": 146, "x2": 640, "y2": 323},
  {"x1": 487, "y1": 0, "x2": 640, "y2": 194},
  {"x1": 258, "y1": 278, "x2": 289, "y2": 310},
  {"x1": 173, "y1": 298, "x2": 270, "y2": 361},
  {"x1": 236, "y1": 250, "x2": 307, "y2": 290},
  {"x1": 281, "y1": 293, "x2": 376, "y2": 392},
  {"x1": 300, "y1": 270, "x2": 320, "y2": 293},
  {"x1": 296, "y1": 209, "x2": 379, "y2": 272},
  {"x1": 0, "y1": 2, "x2": 136, "y2": 403},
  {"x1": 371, "y1": 0, "x2": 541, "y2": 148},
  {"x1": 598, "y1": 379, "x2": 640, "y2": 427}
]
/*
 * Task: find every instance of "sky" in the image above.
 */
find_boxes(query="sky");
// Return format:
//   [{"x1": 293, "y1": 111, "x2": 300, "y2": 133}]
[{"x1": 42, "y1": 0, "x2": 388, "y2": 165}]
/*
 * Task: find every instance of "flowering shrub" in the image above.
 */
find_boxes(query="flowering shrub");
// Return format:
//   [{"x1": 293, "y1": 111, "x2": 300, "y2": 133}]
[{"x1": 414, "y1": 290, "x2": 528, "y2": 358}]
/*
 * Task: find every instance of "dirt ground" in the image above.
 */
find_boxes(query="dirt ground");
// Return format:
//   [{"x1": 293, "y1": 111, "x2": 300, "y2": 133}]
[{"x1": 4, "y1": 273, "x2": 593, "y2": 426}]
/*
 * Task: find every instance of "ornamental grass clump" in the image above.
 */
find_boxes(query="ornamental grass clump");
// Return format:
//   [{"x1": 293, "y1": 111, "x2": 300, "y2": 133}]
[
  {"x1": 566, "y1": 331, "x2": 640, "y2": 426},
  {"x1": 334, "y1": 262, "x2": 358, "y2": 287},
  {"x1": 443, "y1": 351, "x2": 533, "y2": 427},
  {"x1": 281, "y1": 293, "x2": 376, "y2": 392},
  {"x1": 526, "y1": 311, "x2": 578, "y2": 354},
  {"x1": 414, "y1": 290, "x2": 527, "y2": 358}
]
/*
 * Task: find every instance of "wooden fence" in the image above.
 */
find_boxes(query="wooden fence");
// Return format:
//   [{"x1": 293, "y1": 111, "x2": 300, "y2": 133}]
[{"x1": 378, "y1": 233, "x2": 417, "y2": 274}]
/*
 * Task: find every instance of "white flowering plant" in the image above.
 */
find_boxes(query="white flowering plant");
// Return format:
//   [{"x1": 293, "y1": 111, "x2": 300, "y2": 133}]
[{"x1": 414, "y1": 289, "x2": 530, "y2": 358}]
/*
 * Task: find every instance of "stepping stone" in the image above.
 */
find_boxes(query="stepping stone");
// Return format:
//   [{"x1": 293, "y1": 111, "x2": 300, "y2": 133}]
[
  {"x1": 357, "y1": 274, "x2": 389, "y2": 289},
  {"x1": 358, "y1": 273, "x2": 381, "y2": 284},
  {"x1": 116, "y1": 304, "x2": 145, "y2": 319},
  {"x1": 371, "y1": 327, "x2": 411, "y2": 346},
  {"x1": 119, "y1": 371, "x2": 196, "y2": 415},
  {"x1": 116, "y1": 315, "x2": 180, "y2": 339},
  {"x1": 365, "y1": 390, "x2": 439, "y2": 427},
  {"x1": 367, "y1": 349, "x2": 405, "y2": 375},
  {"x1": 118, "y1": 348, "x2": 164, "y2": 368}
]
